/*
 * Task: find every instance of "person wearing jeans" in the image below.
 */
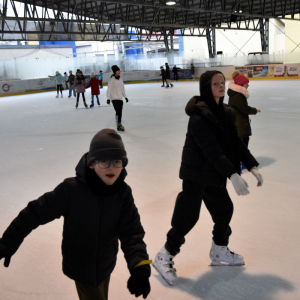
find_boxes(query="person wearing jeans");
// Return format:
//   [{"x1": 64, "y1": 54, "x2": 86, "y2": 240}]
[{"x1": 67, "y1": 70, "x2": 76, "y2": 98}]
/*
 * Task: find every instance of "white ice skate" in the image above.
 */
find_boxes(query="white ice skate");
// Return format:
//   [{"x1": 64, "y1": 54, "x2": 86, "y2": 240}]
[
  {"x1": 209, "y1": 240, "x2": 244, "y2": 266},
  {"x1": 61, "y1": 94, "x2": 63, "y2": 98},
  {"x1": 55, "y1": 95, "x2": 59, "y2": 98},
  {"x1": 153, "y1": 246, "x2": 177, "y2": 286}
]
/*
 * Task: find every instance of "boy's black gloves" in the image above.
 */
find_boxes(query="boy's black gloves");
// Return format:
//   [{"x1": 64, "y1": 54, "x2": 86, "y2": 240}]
[
  {"x1": 107, "y1": 99, "x2": 110, "y2": 105},
  {"x1": 125, "y1": 98, "x2": 129, "y2": 103},
  {"x1": 0, "y1": 242, "x2": 13, "y2": 268},
  {"x1": 127, "y1": 265, "x2": 151, "y2": 299}
]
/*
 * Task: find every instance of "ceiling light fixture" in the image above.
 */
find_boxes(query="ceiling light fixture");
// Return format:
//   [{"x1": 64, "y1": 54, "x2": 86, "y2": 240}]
[{"x1": 166, "y1": 0, "x2": 176, "y2": 5}]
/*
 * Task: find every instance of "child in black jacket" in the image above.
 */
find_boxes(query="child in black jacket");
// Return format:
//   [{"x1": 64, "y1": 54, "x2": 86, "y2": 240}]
[
  {"x1": 0, "y1": 129, "x2": 151, "y2": 300},
  {"x1": 153, "y1": 71, "x2": 263, "y2": 286},
  {"x1": 159, "y1": 66, "x2": 166, "y2": 87}
]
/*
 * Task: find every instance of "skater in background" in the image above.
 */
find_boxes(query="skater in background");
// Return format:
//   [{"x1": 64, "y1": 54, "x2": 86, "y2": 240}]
[
  {"x1": 86, "y1": 71, "x2": 102, "y2": 108},
  {"x1": 72, "y1": 69, "x2": 87, "y2": 109},
  {"x1": 159, "y1": 66, "x2": 166, "y2": 87},
  {"x1": 0, "y1": 129, "x2": 151, "y2": 300},
  {"x1": 165, "y1": 62, "x2": 173, "y2": 88},
  {"x1": 48, "y1": 71, "x2": 64, "y2": 98},
  {"x1": 67, "y1": 70, "x2": 76, "y2": 98},
  {"x1": 98, "y1": 70, "x2": 104, "y2": 89},
  {"x1": 172, "y1": 65, "x2": 180, "y2": 81},
  {"x1": 153, "y1": 70, "x2": 264, "y2": 286},
  {"x1": 106, "y1": 65, "x2": 129, "y2": 132},
  {"x1": 63, "y1": 72, "x2": 69, "y2": 89},
  {"x1": 228, "y1": 70, "x2": 261, "y2": 148},
  {"x1": 191, "y1": 63, "x2": 195, "y2": 80}
]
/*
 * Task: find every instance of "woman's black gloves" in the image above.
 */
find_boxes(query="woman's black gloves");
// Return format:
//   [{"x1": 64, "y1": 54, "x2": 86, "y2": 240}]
[{"x1": 127, "y1": 264, "x2": 151, "y2": 299}]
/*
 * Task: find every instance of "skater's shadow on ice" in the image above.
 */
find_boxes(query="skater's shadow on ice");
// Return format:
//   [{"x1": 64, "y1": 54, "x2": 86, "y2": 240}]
[
  {"x1": 22, "y1": 131, "x2": 96, "y2": 137},
  {"x1": 154, "y1": 267, "x2": 294, "y2": 300},
  {"x1": 255, "y1": 157, "x2": 276, "y2": 169}
]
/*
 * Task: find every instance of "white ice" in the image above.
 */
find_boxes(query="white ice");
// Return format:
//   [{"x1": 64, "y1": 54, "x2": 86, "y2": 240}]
[{"x1": 0, "y1": 79, "x2": 299, "y2": 300}]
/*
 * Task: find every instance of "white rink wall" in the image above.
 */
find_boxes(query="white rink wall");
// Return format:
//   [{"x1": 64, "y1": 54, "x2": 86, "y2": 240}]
[{"x1": 1, "y1": 64, "x2": 300, "y2": 96}]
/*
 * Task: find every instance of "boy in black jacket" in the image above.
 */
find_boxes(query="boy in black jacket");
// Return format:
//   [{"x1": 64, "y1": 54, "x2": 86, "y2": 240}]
[
  {"x1": 0, "y1": 129, "x2": 151, "y2": 300},
  {"x1": 159, "y1": 66, "x2": 166, "y2": 87}
]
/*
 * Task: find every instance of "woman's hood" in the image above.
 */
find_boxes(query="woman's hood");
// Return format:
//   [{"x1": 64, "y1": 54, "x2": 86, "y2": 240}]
[
  {"x1": 199, "y1": 71, "x2": 225, "y2": 110},
  {"x1": 228, "y1": 82, "x2": 250, "y2": 99}
]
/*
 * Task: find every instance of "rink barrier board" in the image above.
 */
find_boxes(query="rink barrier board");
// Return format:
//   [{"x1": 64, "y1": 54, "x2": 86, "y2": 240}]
[
  {"x1": 1, "y1": 76, "x2": 299, "y2": 98},
  {"x1": 1, "y1": 66, "x2": 299, "y2": 97}
]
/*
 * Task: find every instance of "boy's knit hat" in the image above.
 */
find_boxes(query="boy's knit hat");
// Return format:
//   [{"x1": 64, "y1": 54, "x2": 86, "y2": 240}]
[
  {"x1": 87, "y1": 129, "x2": 127, "y2": 166},
  {"x1": 232, "y1": 70, "x2": 249, "y2": 86},
  {"x1": 55, "y1": 71, "x2": 59, "y2": 75},
  {"x1": 111, "y1": 65, "x2": 120, "y2": 74},
  {"x1": 91, "y1": 71, "x2": 95, "y2": 77}
]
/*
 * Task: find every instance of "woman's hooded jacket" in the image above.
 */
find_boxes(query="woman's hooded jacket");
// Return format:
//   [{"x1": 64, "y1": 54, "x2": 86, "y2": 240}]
[
  {"x1": 227, "y1": 82, "x2": 258, "y2": 138},
  {"x1": 72, "y1": 71, "x2": 87, "y2": 93},
  {"x1": 179, "y1": 71, "x2": 258, "y2": 187}
]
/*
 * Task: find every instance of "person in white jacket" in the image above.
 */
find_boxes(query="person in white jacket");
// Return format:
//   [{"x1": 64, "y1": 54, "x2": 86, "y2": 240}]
[{"x1": 106, "y1": 65, "x2": 129, "y2": 132}]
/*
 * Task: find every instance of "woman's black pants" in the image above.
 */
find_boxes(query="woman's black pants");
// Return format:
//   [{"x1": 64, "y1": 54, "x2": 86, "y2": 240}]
[
  {"x1": 112, "y1": 100, "x2": 123, "y2": 124},
  {"x1": 57, "y1": 84, "x2": 63, "y2": 94},
  {"x1": 165, "y1": 180, "x2": 234, "y2": 256}
]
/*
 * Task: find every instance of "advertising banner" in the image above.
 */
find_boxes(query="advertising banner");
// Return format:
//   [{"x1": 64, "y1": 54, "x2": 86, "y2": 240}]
[
  {"x1": 253, "y1": 66, "x2": 269, "y2": 77},
  {"x1": 274, "y1": 65, "x2": 298, "y2": 77}
]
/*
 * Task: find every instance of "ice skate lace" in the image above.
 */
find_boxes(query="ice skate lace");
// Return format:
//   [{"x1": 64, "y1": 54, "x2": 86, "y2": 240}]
[
  {"x1": 224, "y1": 247, "x2": 239, "y2": 258},
  {"x1": 162, "y1": 260, "x2": 176, "y2": 273},
  {"x1": 161, "y1": 255, "x2": 177, "y2": 273}
]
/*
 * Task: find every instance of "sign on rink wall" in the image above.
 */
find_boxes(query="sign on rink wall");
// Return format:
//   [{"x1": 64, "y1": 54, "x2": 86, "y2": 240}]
[{"x1": 233, "y1": 64, "x2": 300, "y2": 78}]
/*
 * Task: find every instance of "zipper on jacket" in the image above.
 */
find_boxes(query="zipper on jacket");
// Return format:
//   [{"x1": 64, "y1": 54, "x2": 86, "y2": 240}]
[{"x1": 94, "y1": 198, "x2": 101, "y2": 286}]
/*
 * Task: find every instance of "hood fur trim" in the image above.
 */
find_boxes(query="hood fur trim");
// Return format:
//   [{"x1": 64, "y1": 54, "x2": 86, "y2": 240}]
[{"x1": 228, "y1": 82, "x2": 250, "y2": 99}]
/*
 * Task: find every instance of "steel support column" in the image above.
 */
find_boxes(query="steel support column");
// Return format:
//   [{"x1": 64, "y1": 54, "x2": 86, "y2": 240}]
[
  {"x1": 206, "y1": 28, "x2": 216, "y2": 58},
  {"x1": 260, "y1": 18, "x2": 269, "y2": 53}
]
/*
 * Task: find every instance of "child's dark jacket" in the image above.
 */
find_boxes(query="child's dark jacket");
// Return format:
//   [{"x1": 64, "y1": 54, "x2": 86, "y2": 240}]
[
  {"x1": 0, "y1": 154, "x2": 149, "y2": 287},
  {"x1": 179, "y1": 71, "x2": 258, "y2": 187}
]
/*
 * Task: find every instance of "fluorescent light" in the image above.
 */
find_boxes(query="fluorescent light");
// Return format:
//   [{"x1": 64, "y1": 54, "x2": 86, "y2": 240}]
[
  {"x1": 166, "y1": 1, "x2": 176, "y2": 5},
  {"x1": 239, "y1": 10, "x2": 242, "y2": 13}
]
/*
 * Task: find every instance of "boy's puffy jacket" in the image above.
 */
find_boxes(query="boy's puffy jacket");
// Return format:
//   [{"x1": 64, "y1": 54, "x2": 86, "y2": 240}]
[{"x1": 0, "y1": 154, "x2": 149, "y2": 287}]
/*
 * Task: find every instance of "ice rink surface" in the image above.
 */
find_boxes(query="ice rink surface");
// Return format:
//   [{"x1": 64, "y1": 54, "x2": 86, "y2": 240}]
[{"x1": 0, "y1": 79, "x2": 299, "y2": 300}]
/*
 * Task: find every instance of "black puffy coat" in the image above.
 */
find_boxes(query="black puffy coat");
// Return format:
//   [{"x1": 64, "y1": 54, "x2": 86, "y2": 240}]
[
  {"x1": 165, "y1": 65, "x2": 171, "y2": 79},
  {"x1": 0, "y1": 154, "x2": 149, "y2": 287},
  {"x1": 179, "y1": 71, "x2": 258, "y2": 187}
]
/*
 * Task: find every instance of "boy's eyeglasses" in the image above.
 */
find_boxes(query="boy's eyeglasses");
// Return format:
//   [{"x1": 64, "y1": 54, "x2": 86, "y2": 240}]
[{"x1": 96, "y1": 159, "x2": 127, "y2": 169}]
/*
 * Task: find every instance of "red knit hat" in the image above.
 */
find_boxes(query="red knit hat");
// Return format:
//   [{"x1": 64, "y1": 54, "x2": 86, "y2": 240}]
[{"x1": 233, "y1": 74, "x2": 249, "y2": 86}]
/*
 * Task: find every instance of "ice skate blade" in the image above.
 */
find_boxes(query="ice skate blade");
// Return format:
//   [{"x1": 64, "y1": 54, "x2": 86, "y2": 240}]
[
  {"x1": 209, "y1": 261, "x2": 245, "y2": 267},
  {"x1": 152, "y1": 262, "x2": 174, "y2": 286}
]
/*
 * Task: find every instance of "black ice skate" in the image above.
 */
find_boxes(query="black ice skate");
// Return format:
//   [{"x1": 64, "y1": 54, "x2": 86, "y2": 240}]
[{"x1": 117, "y1": 123, "x2": 125, "y2": 131}]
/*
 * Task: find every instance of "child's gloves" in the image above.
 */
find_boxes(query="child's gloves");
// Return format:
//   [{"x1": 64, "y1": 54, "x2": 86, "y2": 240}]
[
  {"x1": 250, "y1": 167, "x2": 263, "y2": 187},
  {"x1": 127, "y1": 265, "x2": 151, "y2": 299},
  {"x1": 0, "y1": 242, "x2": 12, "y2": 268},
  {"x1": 107, "y1": 100, "x2": 110, "y2": 105},
  {"x1": 230, "y1": 173, "x2": 250, "y2": 196},
  {"x1": 125, "y1": 98, "x2": 129, "y2": 103}
]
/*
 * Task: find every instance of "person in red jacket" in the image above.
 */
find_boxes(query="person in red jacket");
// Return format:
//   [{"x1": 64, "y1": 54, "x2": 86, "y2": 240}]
[{"x1": 86, "y1": 71, "x2": 103, "y2": 108}]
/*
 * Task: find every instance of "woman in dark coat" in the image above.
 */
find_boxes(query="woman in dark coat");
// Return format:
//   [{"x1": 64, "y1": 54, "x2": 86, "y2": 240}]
[
  {"x1": 153, "y1": 70, "x2": 264, "y2": 286},
  {"x1": 228, "y1": 70, "x2": 261, "y2": 147}
]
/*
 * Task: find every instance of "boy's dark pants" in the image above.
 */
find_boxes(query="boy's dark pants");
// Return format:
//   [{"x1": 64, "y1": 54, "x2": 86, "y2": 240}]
[
  {"x1": 165, "y1": 180, "x2": 234, "y2": 256},
  {"x1": 75, "y1": 276, "x2": 110, "y2": 300},
  {"x1": 112, "y1": 100, "x2": 123, "y2": 123}
]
